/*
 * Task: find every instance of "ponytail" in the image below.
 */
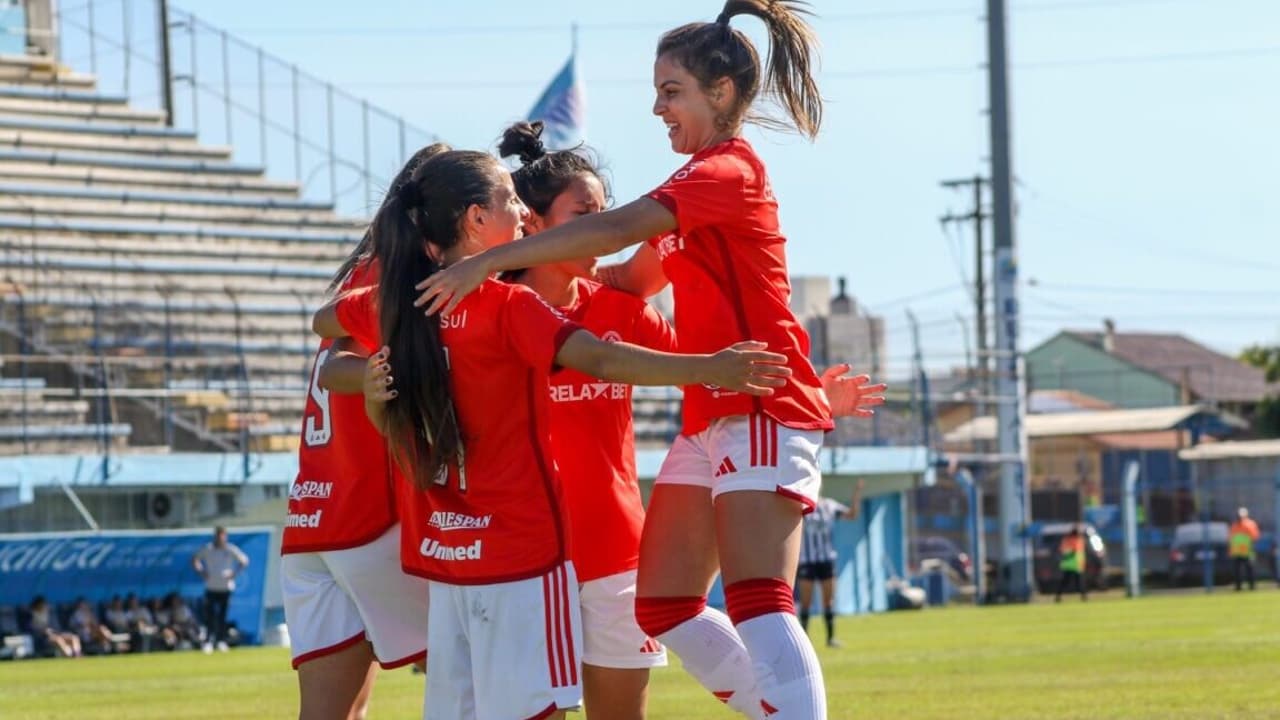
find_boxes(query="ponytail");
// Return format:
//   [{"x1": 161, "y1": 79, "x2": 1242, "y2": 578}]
[
  {"x1": 373, "y1": 182, "x2": 462, "y2": 491},
  {"x1": 367, "y1": 149, "x2": 500, "y2": 491},
  {"x1": 658, "y1": 0, "x2": 823, "y2": 139},
  {"x1": 328, "y1": 142, "x2": 453, "y2": 292}
]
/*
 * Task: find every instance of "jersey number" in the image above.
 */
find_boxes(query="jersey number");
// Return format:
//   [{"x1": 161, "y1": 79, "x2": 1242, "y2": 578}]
[{"x1": 303, "y1": 349, "x2": 332, "y2": 447}]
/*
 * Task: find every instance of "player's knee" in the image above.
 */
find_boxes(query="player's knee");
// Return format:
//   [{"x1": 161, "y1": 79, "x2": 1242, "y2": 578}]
[
  {"x1": 724, "y1": 577, "x2": 795, "y2": 626},
  {"x1": 633, "y1": 595, "x2": 706, "y2": 638}
]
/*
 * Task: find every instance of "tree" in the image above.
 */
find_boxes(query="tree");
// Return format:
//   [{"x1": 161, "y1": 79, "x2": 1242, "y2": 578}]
[
  {"x1": 1241, "y1": 344, "x2": 1280, "y2": 438},
  {"x1": 1240, "y1": 344, "x2": 1280, "y2": 383}
]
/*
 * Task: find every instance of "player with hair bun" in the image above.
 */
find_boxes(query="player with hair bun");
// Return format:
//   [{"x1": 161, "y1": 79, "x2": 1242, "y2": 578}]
[{"x1": 499, "y1": 119, "x2": 675, "y2": 720}]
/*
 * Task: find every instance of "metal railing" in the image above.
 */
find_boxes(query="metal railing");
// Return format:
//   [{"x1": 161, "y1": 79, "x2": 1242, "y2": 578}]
[{"x1": 47, "y1": 0, "x2": 440, "y2": 218}]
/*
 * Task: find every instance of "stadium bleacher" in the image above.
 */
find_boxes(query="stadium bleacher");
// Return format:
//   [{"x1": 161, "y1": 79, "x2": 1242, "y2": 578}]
[
  {"x1": 0, "y1": 50, "x2": 681, "y2": 463},
  {"x1": 0, "y1": 52, "x2": 358, "y2": 456}
]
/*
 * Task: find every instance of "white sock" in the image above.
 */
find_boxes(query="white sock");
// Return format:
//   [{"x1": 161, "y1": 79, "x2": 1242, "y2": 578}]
[
  {"x1": 657, "y1": 607, "x2": 764, "y2": 719},
  {"x1": 736, "y1": 612, "x2": 827, "y2": 719}
]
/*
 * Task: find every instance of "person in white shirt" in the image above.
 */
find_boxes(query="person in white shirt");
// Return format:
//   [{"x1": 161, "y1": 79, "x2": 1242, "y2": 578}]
[{"x1": 191, "y1": 526, "x2": 249, "y2": 653}]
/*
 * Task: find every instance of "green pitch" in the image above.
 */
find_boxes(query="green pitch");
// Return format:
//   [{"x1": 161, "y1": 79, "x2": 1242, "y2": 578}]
[{"x1": 5, "y1": 591, "x2": 1277, "y2": 719}]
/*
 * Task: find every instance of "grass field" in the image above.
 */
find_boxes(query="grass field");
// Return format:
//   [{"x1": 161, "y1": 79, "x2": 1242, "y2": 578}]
[{"x1": 5, "y1": 591, "x2": 1278, "y2": 719}]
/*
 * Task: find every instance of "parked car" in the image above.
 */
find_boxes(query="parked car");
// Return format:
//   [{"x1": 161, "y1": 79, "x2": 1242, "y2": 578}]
[
  {"x1": 1168, "y1": 522, "x2": 1234, "y2": 586},
  {"x1": 1033, "y1": 522, "x2": 1107, "y2": 593},
  {"x1": 913, "y1": 536, "x2": 972, "y2": 581}
]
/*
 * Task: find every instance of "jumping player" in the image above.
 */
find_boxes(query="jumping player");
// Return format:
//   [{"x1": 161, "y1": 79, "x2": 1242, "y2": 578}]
[
  {"x1": 280, "y1": 146, "x2": 443, "y2": 720},
  {"x1": 413, "y1": 3, "x2": 836, "y2": 716},
  {"x1": 315, "y1": 149, "x2": 792, "y2": 720}
]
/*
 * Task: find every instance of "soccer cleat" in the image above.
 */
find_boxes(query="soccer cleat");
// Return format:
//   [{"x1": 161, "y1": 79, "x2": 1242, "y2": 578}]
[
  {"x1": 826, "y1": 638, "x2": 843, "y2": 649},
  {"x1": 216, "y1": 641, "x2": 229, "y2": 653},
  {"x1": 201, "y1": 642, "x2": 213, "y2": 655}
]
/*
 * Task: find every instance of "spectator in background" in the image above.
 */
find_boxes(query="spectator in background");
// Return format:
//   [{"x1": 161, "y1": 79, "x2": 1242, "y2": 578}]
[
  {"x1": 104, "y1": 597, "x2": 131, "y2": 635},
  {"x1": 1055, "y1": 525, "x2": 1088, "y2": 603},
  {"x1": 69, "y1": 597, "x2": 117, "y2": 654},
  {"x1": 1229, "y1": 507, "x2": 1261, "y2": 592},
  {"x1": 28, "y1": 596, "x2": 80, "y2": 658},
  {"x1": 191, "y1": 526, "x2": 248, "y2": 654},
  {"x1": 127, "y1": 594, "x2": 176, "y2": 651},
  {"x1": 796, "y1": 480, "x2": 864, "y2": 649},
  {"x1": 164, "y1": 593, "x2": 204, "y2": 649}
]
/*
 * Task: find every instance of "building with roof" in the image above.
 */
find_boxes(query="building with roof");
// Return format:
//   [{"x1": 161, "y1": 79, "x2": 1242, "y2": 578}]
[{"x1": 1027, "y1": 320, "x2": 1269, "y2": 418}]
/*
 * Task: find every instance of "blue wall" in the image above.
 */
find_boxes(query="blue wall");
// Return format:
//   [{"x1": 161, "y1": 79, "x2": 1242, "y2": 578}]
[{"x1": 704, "y1": 493, "x2": 907, "y2": 616}]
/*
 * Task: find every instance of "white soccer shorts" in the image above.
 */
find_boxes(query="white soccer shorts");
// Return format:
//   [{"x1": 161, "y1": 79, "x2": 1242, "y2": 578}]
[
  {"x1": 281, "y1": 524, "x2": 429, "y2": 669},
  {"x1": 655, "y1": 413, "x2": 824, "y2": 510},
  {"x1": 425, "y1": 562, "x2": 584, "y2": 720},
  {"x1": 580, "y1": 569, "x2": 668, "y2": 670}
]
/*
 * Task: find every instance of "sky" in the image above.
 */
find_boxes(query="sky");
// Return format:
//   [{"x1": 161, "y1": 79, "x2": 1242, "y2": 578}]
[{"x1": 29, "y1": 0, "x2": 1280, "y2": 376}]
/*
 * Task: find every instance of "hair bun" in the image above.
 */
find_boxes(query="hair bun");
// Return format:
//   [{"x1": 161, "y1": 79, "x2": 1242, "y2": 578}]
[{"x1": 498, "y1": 121, "x2": 548, "y2": 165}]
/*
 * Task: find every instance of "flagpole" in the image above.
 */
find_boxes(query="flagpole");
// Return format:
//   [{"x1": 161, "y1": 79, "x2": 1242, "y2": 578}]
[{"x1": 571, "y1": 22, "x2": 578, "y2": 58}]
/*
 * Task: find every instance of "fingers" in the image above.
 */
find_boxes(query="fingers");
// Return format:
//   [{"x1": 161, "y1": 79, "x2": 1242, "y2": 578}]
[
  {"x1": 740, "y1": 350, "x2": 791, "y2": 366},
  {"x1": 739, "y1": 383, "x2": 778, "y2": 397},
  {"x1": 820, "y1": 363, "x2": 851, "y2": 380},
  {"x1": 859, "y1": 396, "x2": 886, "y2": 407},
  {"x1": 860, "y1": 381, "x2": 888, "y2": 393}
]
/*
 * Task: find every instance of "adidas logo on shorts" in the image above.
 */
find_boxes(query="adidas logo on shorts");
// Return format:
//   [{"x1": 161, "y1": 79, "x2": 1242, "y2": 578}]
[
  {"x1": 713, "y1": 457, "x2": 738, "y2": 478},
  {"x1": 639, "y1": 637, "x2": 662, "y2": 654}
]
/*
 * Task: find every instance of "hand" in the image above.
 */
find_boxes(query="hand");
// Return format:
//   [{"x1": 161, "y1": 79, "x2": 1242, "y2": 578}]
[
  {"x1": 363, "y1": 347, "x2": 397, "y2": 403},
  {"x1": 414, "y1": 254, "x2": 489, "y2": 317},
  {"x1": 706, "y1": 341, "x2": 792, "y2": 397},
  {"x1": 221, "y1": 569, "x2": 234, "y2": 580},
  {"x1": 821, "y1": 363, "x2": 886, "y2": 418}
]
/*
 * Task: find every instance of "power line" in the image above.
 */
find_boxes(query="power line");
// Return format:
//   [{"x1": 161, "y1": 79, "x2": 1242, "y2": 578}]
[
  {"x1": 224, "y1": 0, "x2": 1226, "y2": 36},
  {"x1": 309, "y1": 43, "x2": 1280, "y2": 89},
  {"x1": 1028, "y1": 281, "x2": 1280, "y2": 299}
]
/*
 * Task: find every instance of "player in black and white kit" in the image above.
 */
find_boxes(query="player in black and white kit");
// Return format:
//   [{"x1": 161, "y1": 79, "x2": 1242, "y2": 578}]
[{"x1": 796, "y1": 480, "x2": 863, "y2": 648}]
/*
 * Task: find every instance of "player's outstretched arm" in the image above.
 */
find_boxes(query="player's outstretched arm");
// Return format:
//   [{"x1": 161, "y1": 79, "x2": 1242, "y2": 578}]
[
  {"x1": 555, "y1": 331, "x2": 790, "y2": 397},
  {"x1": 415, "y1": 198, "x2": 676, "y2": 317},
  {"x1": 318, "y1": 337, "x2": 369, "y2": 394}
]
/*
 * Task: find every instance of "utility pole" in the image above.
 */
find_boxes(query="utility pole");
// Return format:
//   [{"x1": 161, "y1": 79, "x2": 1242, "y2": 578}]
[
  {"x1": 940, "y1": 175, "x2": 989, "y2": 410},
  {"x1": 987, "y1": 0, "x2": 1031, "y2": 601}
]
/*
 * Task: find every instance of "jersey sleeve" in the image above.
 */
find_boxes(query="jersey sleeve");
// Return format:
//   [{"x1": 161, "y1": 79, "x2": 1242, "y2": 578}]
[
  {"x1": 646, "y1": 154, "x2": 747, "y2": 235},
  {"x1": 335, "y1": 286, "x2": 381, "y2": 351},
  {"x1": 631, "y1": 302, "x2": 678, "y2": 353},
  {"x1": 503, "y1": 285, "x2": 583, "y2": 370}
]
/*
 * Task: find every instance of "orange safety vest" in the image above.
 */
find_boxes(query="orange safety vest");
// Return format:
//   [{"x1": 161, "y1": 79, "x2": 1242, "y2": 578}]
[
  {"x1": 1229, "y1": 519, "x2": 1259, "y2": 559},
  {"x1": 1059, "y1": 535, "x2": 1085, "y2": 573}
]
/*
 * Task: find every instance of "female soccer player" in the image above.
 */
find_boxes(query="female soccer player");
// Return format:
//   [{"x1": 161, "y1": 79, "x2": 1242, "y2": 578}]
[
  {"x1": 414, "y1": 3, "x2": 835, "y2": 716},
  {"x1": 315, "y1": 148, "x2": 791, "y2": 720},
  {"x1": 500, "y1": 120, "x2": 673, "y2": 719},
  {"x1": 280, "y1": 146, "x2": 444, "y2": 720}
]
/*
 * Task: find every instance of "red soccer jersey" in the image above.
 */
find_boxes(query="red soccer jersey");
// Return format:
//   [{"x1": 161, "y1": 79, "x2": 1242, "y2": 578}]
[
  {"x1": 547, "y1": 279, "x2": 676, "y2": 582},
  {"x1": 282, "y1": 264, "x2": 396, "y2": 554},
  {"x1": 646, "y1": 137, "x2": 833, "y2": 436},
  {"x1": 337, "y1": 279, "x2": 581, "y2": 585}
]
